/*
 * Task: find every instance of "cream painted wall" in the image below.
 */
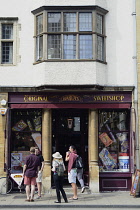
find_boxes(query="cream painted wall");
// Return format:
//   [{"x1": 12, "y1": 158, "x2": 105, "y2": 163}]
[{"x1": 0, "y1": 0, "x2": 135, "y2": 87}]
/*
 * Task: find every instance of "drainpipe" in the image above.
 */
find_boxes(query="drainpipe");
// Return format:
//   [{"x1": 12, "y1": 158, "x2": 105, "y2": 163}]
[{"x1": 132, "y1": 0, "x2": 139, "y2": 168}]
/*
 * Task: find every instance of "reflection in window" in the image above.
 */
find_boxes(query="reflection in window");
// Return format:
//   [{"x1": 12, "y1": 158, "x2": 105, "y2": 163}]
[
  {"x1": 36, "y1": 36, "x2": 43, "y2": 60},
  {"x1": 48, "y1": 35, "x2": 61, "y2": 59},
  {"x1": 2, "y1": 24, "x2": 13, "y2": 39},
  {"x1": 96, "y1": 14, "x2": 103, "y2": 34},
  {"x1": 48, "y1": 13, "x2": 61, "y2": 32},
  {"x1": 2, "y1": 42, "x2": 13, "y2": 64},
  {"x1": 97, "y1": 36, "x2": 104, "y2": 61},
  {"x1": 36, "y1": 14, "x2": 43, "y2": 34},
  {"x1": 74, "y1": 117, "x2": 80, "y2": 131},
  {"x1": 79, "y1": 13, "x2": 92, "y2": 31},
  {"x1": 64, "y1": 13, "x2": 76, "y2": 32},
  {"x1": 63, "y1": 35, "x2": 76, "y2": 59},
  {"x1": 98, "y1": 110, "x2": 130, "y2": 172},
  {"x1": 79, "y1": 35, "x2": 92, "y2": 59}
]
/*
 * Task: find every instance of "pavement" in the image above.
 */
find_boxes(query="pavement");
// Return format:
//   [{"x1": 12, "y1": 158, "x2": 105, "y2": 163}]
[{"x1": 0, "y1": 187, "x2": 140, "y2": 208}]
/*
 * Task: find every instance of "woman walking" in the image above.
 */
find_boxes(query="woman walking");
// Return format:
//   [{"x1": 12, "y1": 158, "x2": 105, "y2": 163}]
[{"x1": 52, "y1": 152, "x2": 68, "y2": 203}]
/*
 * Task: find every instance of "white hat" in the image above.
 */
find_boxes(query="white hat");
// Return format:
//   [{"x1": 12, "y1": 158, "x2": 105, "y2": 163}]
[{"x1": 52, "y1": 152, "x2": 62, "y2": 159}]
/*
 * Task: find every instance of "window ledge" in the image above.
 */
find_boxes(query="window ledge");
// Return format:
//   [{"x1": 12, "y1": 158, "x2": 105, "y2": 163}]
[
  {"x1": 33, "y1": 59, "x2": 107, "y2": 65},
  {"x1": 0, "y1": 64, "x2": 16, "y2": 66}
]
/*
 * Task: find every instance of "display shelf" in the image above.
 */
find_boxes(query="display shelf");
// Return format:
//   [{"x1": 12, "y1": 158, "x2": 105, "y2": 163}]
[{"x1": 98, "y1": 110, "x2": 130, "y2": 173}]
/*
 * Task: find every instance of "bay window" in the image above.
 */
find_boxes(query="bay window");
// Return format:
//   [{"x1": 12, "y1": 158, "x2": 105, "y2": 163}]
[{"x1": 32, "y1": 6, "x2": 108, "y2": 62}]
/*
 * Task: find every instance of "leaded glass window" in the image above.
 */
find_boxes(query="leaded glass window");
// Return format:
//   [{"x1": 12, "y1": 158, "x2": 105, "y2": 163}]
[
  {"x1": 34, "y1": 8, "x2": 106, "y2": 62},
  {"x1": 97, "y1": 14, "x2": 103, "y2": 34},
  {"x1": 63, "y1": 35, "x2": 76, "y2": 59},
  {"x1": 48, "y1": 35, "x2": 61, "y2": 59},
  {"x1": 79, "y1": 13, "x2": 92, "y2": 31},
  {"x1": 36, "y1": 14, "x2": 43, "y2": 34},
  {"x1": 79, "y1": 35, "x2": 92, "y2": 59},
  {"x1": 48, "y1": 13, "x2": 61, "y2": 32}
]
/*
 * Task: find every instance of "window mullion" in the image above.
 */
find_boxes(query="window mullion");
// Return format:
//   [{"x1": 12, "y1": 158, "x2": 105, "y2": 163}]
[
  {"x1": 61, "y1": 12, "x2": 63, "y2": 59},
  {"x1": 93, "y1": 11, "x2": 96, "y2": 60},
  {"x1": 76, "y1": 12, "x2": 79, "y2": 59},
  {"x1": 76, "y1": 34, "x2": 79, "y2": 59},
  {"x1": 44, "y1": 11, "x2": 47, "y2": 60},
  {"x1": 0, "y1": 23, "x2": 1, "y2": 64}
]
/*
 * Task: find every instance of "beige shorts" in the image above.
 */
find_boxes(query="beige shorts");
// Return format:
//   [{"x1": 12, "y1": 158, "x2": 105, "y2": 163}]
[{"x1": 36, "y1": 171, "x2": 42, "y2": 183}]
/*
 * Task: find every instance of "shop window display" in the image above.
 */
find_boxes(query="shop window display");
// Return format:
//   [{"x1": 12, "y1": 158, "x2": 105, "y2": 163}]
[
  {"x1": 98, "y1": 110, "x2": 130, "y2": 172},
  {"x1": 11, "y1": 109, "x2": 42, "y2": 173}
]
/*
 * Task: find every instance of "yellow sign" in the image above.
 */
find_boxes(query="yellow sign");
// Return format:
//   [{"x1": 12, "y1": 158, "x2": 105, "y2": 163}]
[
  {"x1": 93, "y1": 95, "x2": 124, "y2": 102},
  {"x1": 24, "y1": 95, "x2": 48, "y2": 102}
]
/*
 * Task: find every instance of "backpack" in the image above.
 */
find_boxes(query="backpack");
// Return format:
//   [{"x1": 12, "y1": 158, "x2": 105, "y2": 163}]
[
  {"x1": 55, "y1": 161, "x2": 64, "y2": 176},
  {"x1": 75, "y1": 155, "x2": 83, "y2": 169}
]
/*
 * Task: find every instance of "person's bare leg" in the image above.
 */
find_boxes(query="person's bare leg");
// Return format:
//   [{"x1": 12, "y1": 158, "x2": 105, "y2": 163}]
[
  {"x1": 71, "y1": 183, "x2": 77, "y2": 199},
  {"x1": 30, "y1": 185, "x2": 35, "y2": 200},
  {"x1": 37, "y1": 182, "x2": 42, "y2": 197},
  {"x1": 26, "y1": 185, "x2": 30, "y2": 200}
]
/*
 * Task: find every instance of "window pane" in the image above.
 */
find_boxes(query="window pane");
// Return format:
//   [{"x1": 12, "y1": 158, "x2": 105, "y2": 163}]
[
  {"x1": 64, "y1": 13, "x2": 76, "y2": 32},
  {"x1": 79, "y1": 35, "x2": 92, "y2": 59},
  {"x1": 48, "y1": 35, "x2": 61, "y2": 59},
  {"x1": 48, "y1": 13, "x2": 61, "y2": 32},
  {"x1": 2, "y1": 24, "x2": 13, "y2": 39},
  {"x1": 79, "y1": 13, "x2": 92, "y2": 31},
  {"x1": 36, "y1": 14, "x2": 43, "y2": 34},
  {"x1": 2, "y1": 42, "x2": 13, "y2": 64},
  {"x1": 74, "y1": 117, "x2": 80, "y2": 131},
  {"x1": 99, "y1": 110, "x2": 130, "y2": 172},
  {"x1": 97, "y1": 36, "x2": 104, "y2": 61},
  {"x1": 36, "y1": 36, "x2": 43, "y2": 60},
  {"x1": 63, "y1": 35, "x2": 76, "y2": 59},
  {"x1": 97, "y1": 14, "x2": 103, "y2": 34}
]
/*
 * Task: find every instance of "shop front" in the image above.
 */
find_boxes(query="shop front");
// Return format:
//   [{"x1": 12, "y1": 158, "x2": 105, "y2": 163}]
[{"x1": 7, "y1": 91, "x2": 133, "y2": 192}]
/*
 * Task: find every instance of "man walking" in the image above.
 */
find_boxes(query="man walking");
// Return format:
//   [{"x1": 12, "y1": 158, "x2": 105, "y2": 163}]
[
  {"x1": 35, "y1": 147, "x2": 45, "y2": 199},
  {"x1": 65, "y1": 145, "x2": 78, "y2": 200},
  {"x1": 23, "y1": 147, "x2": 40, "y2": 202}
]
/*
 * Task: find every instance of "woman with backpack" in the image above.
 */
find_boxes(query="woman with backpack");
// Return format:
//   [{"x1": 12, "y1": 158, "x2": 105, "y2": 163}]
[{"x1": 52, "y1": 152, "x2": 68, "y2": 203}]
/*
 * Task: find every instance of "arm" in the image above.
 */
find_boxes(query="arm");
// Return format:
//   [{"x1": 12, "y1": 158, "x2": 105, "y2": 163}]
[
  {"x1": 40, "y1": 161, "x2": 45, "y2": 173},
  {"x1": 51, "y1": 160, "x2": 56, "y2": 172},
  {"x1": 65, "y1": 151, "x2": 70, "y2": 161},
  {"x1": 23, "y1": 164, "x2": 27, "y2": 177},
  {"x1": 63, "y1": 163, "x2": 66, "y2": 171}
]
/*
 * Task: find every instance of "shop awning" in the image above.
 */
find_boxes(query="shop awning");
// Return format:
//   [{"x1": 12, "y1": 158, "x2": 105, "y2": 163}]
[{"x1": 10, "y1": 103, "x2": 131, "y2": 109}]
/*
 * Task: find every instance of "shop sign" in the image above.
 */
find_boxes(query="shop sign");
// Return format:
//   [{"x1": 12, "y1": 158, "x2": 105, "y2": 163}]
[
  {"x1": 8, "y1": 91, "x2": 132, "y2": 104},
  {"x1": 10, "y1": 173, "x2": 23, "y2": 186}
]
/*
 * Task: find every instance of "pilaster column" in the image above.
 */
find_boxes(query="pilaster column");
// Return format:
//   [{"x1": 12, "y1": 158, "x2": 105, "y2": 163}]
[
  {"x1": 42, "y1": 108, "x2": 52, "y2": 192},
  {"x1": 88, "y1": 109, "x2": 99, "y2": 192},
  {"x1": 0, "y1": 93, "x2": 8, "y2": 177}
]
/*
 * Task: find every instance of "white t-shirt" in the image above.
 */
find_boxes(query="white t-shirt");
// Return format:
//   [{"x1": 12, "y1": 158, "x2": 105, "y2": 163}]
[{"x1": 52, "y1": 160, "x2": 66, "y2": 172}]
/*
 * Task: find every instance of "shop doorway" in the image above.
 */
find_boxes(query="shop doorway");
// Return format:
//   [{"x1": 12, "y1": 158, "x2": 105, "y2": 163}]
[{"x1": 52, "y1": 109, "x2": 89, "y2": 186}]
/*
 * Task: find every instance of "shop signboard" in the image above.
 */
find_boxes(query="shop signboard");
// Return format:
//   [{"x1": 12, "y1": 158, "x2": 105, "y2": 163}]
[{"x1": 8, "y1": 91, "x2": 132, "y2": 104}]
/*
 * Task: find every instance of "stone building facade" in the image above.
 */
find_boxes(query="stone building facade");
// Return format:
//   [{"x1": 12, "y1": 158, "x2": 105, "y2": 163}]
[{"x1": 0, "y1": 0, "x2": 137, "y2": 192}]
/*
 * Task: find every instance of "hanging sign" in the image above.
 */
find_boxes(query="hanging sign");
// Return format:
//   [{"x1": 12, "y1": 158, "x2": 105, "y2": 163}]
[
  {"x1": 11, "y1": 173, "x2": 24, "y2": 186},
  {"x1": 0, "y1": 108, "x2": 7, "y2": 116}
]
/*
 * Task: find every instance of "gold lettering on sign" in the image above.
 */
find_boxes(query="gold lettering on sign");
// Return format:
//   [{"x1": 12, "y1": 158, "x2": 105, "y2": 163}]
[
  {"x1": 61, "y1": 95, "x2": 81, "y2": 102},
  {"x1": 93, "y1": 95, "x2": 124, "y2": 101},
  {"x1": 24, "y1": 95, "x2": 48, "y2": 102}
]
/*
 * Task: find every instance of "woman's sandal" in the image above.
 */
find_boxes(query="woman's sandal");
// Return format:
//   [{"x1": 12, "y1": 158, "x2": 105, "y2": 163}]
[{"x1": 69, "y1": 197, "x2": 78, "y2": 200}]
